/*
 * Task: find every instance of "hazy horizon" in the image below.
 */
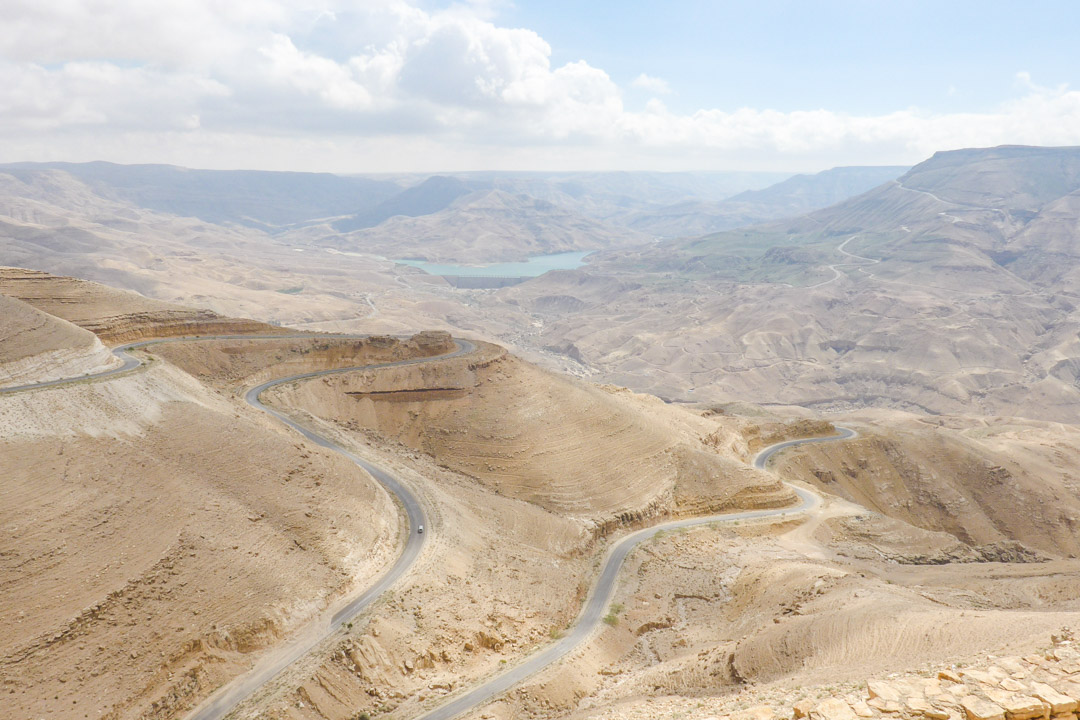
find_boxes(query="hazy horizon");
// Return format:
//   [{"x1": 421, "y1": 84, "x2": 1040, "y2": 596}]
[{"x1": 0, "y1": 157, "x2": 911, "y2": 176}]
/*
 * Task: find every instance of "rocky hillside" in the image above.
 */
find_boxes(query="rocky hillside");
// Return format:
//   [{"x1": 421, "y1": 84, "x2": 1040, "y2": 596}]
[
  {"x1": 0, "y1": 296, "x2": 421, "y2": 720},
  {"x1": 619, "y1": 165, "x2": 908, "y2": 237},
  {"x1": 265, "y1": 341, "x2": 793, "y2": 529},
  {"x1": 0, "y1": 267, "x2": 278, "y2": 343},
  {"x1": 295, "y1": 188, "x2": 653, "y2": 263},
  {"x1": 0, "y1": 161, "x2": 402, "y2": 229},
  {"x1": 0, "y1": 292, "x2": 119, "y2": 386},
  {"x1": 497, "y1": 146, "x2": 1080, "y2": 420},
  {"x1": 577, "y1": 633, "x2": 1080, "y2": 720}
]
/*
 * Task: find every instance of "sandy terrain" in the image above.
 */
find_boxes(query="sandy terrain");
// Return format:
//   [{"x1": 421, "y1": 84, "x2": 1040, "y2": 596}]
[
  {"x1": 1, "y1": 270, "x2": 803, "y2": 720},
  {"x1": 265, "y1": 343, "x2": 793, "y2": 527},
  {"x1": 0, "y1": 274, "x2": 457, "y2": 718},
  {"x1": 196, "y1": 366, "x2": 1080, "y2": 720},
  {"x1": 149, "y1": 330, "x2": 805, "y2": 720},
  {"x1": 448, "y1": 475, "x2": 1080, "y2": 720},
  {"x1": 0, "y1": 292, "x2": 119, "y2": 386},
  {"x1": 0, "y1": 358, "x2": 404, "y2": 719},
  {"x1": 772, "y1": 410, "x2": 1080, "y2": 557},
  {"x1": 5, "y1": 264, "x2": 1080, "y2": 720},
  {"x1": 0, "y1": 267, "x2": 278, "y2": 343},
  {"x1": 299, "y1": 189, "x2": 651, "y2": 263},
  {"x1": 567, "y1": 634, "x2": 1080, "y2": 720}
]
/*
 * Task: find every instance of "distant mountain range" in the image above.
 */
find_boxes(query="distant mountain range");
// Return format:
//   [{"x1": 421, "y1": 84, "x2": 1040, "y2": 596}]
[
  {"x1": 0, "y1": 161, "x2": 910, "y2": 262},
  {"x1": 318, "y1": 187, "x2": 653, "y2": 262},
  {"x1": 0, "y1": 161, "x2": 401, "y2": 229},
  {"x1": 505, "y1": 145, "x2": 1080, "y2": 420},
  {"x1": 613, "y1": 165, "x2": 909, "y2": 237}
]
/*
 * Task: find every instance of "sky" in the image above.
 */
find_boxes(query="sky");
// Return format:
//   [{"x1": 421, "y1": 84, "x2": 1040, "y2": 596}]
[{"x1": 2, "y1": 0, "x2": 1080, "y2": 173}]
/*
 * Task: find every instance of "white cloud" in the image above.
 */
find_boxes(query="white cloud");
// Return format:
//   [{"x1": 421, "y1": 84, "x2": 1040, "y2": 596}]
[
  {"x1": 631, "y1": 73, "x2": 671, "y2": 95},
  {"x1": 259, "y1": 34, "x2": 375, "y2": 110},
  {"x1": 0, "y1": 60, "x2": 230, "y2": 132},
  {"x1": 1, "y1": 1, "x2": 1079, "y2": 171}
]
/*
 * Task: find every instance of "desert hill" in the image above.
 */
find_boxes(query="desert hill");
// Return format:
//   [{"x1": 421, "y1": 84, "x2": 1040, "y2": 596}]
[
  {"x1": 0, "y1": 267, "x2": 277, "y2": 343},
  {"x1": 332, "y1": 175, "x2": 480, "y2": 232},
  {"x1": 0, "y1": 292, "x2": 119, "y2": 385},
  {"x1": 899, "y1": 145, "x2": 1080, "y2": 209},
  {"x1": 265, "y1": 342, "x2": 792, "y2": 525},
  {"x1": 427, "y1": 404, "x2": 1080, "y2": 720},
  {"x1": 479, "y1": 170, "x2": 790, "y2": 207},
  {"x1": 615, "y1": 145, "x2": 1080, "y2": 283},
  {"x1": 0, "y1": 168, "x2": 400, "y2": 329},
  {"x1": 238, "y1": 387, "x2": 1080, "y2": 720},
  {"x1": 0, "y1": 161, "x2": 402, "y2": 229},
  {"x1": 774, "y1": 409, "x2": 1080, "y2": 558},
  {"x1": 0, "y1": 277, "x2": 417, "y2": 719},
  {"x1": 302, "y1": 188, "x2": 652, "y2": 263},
  {"x1": 495, "y1": 146, "x2": 1080, "y2": 420},
  {"x1": 617, "y1": 165, "x2": 908, "y2": 237},
  {"x1": 729, "y1": 165, "x2": 910, "y2": 210}
]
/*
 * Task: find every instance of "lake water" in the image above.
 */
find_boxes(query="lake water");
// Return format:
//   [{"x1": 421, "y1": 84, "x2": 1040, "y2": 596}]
[{"x1": 395, "y1": 251, "x2": 591, "y2": 277}]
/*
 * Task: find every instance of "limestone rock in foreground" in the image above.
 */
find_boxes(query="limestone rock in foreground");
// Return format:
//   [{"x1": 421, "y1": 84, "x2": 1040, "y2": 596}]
[{"x1": 961, "y1": 695, "x2": 1006, "y2": 720}]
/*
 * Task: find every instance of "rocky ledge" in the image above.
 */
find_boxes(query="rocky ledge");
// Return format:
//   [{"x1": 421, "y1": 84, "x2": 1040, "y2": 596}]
[{"x1": 790, "y1": 632, "x2": 1080, "y2": 720}]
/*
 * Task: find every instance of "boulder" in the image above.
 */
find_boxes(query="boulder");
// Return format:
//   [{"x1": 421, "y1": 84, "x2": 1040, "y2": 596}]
[
  {"x1": 998, "y1": 658, "x2": 1031, "y2": 676},
  {"x1": 812, "y1": 698, "x2": 857, "y2": 720},
  {"x1": 868, "y1": 697, "x2": 903, "y2": 714},
  {"x1": 962, "y1": 696, "x2": 1006, "y2": 720},
  {"x1": 965, "y1": 670, "x2": 1002, "y2": 685},
  {"x1": 1030, "y1": 683, "x2": 1078, "y2": 715},
  {"x1": 850, "y1": 700, "x2": 876, "y2": 718},
  {"x1": 733, "y1": 706, "x2": 775, "y2": 720},
  {"x1": 868, "y1": 681, "x2": 902, "y2": 703},
  {"x1": 907, "y1": 697, "x2": 950, "y2": 720},
  {"x1": 989, "y1": 693, "x2": 1048, "y2": 720}
]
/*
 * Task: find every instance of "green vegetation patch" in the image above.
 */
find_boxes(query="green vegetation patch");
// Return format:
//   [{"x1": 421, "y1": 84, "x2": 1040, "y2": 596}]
[{"x1": 603, "y1": 601, "x2": 625, "y2": 626}]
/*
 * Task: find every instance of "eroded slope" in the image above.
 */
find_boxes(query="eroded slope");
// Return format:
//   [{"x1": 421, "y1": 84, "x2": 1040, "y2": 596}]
[
  {"x1": 0, "y1": 267, "x2": 276, "y2": 343},
  {"x1": 266, "y1": 343, "x2": 793, "y2": 527},
  {"x1": 0, "y1": 292, "x2": 119, "y2": 385}
]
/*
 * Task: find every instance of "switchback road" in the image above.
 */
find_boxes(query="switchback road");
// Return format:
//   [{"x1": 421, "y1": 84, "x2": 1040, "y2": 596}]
[
  {"x1": 415, "y1": 425, "x2": 856, "y2": 720},
  {"x1": 2, "y1": 336, "x2": 854, "y2": 720},
  {"x1": 0, "y1": 333, "x2": 474, "y2": 720}
]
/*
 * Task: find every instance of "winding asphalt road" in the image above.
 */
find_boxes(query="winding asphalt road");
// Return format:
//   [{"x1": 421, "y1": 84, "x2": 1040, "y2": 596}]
[
  {"x1": 0, "y1": 333, "x2": 369, "y2": 395},
  {"x1": 414, "y1": 425, "x2": 857, "y2": 720},
  {"x1": 0, "y1": 333, "x2": 473, "y2": 720},
  {"x1": 753, "y1": 426, "x2": 858, "y2": 470},
  {"x1": 2, "y1": 336, "x2": 856, "y2": 720},
  {"x1": 190, "y1": 337, "x2": 476, "y2": 720}
]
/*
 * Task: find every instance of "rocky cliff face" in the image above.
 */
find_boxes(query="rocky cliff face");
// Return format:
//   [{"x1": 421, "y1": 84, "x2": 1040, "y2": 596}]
[
  {"x1": 0, "y1": 292, "x2": 121, "y2": 386},
  {"x1": 790, "y1": 635, "x2": 1080, "y2": 720},
  {"x1": 0, "y1": 267, "x2": 278, "y2": 344}
]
